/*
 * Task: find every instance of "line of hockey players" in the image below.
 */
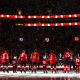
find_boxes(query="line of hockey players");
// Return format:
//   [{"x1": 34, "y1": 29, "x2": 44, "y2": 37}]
[{"x1": 0, "y1": 49, "x2": 80, "y2": 73}]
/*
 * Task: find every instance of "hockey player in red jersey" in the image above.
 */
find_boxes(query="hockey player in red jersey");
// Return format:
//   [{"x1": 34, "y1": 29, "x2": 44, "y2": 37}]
[
  {"x1": 12, "y1": 56, "x2": 17, "y2": 73},
  {"x1": 48, "y1": 50, "x2": 57, "y2": 73},
  {"x1": 75, "y1": 54, "x2": 80, "y2": 73},
  {"x1": 63, "y1": 49, "x2": 72, "y2": 73},
  {"x1": 42, "y1": 56, "x2": 48, "y2": 73},
  {"x1": 1, "y1": 50, "x2": 9, "y2": 72},
  {"x1": 30, "y1": 49, "x2": 39, "y2": 73},
  {"x1": 18, "y1": 50, "x2": 27, "y2": 73}
]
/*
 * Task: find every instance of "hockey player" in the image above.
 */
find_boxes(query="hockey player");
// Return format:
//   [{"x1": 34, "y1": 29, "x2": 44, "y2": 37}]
[
  {"x1": 42, "y1": 56, "x2": 48, "y2": 73},
  {"x1": 75, "y1": 54, "x2": 80, "y2": 73},
  {"x1": 63, "y1": 49, "x2": 72, "y2": 73},
  {"x1": 43, "y1": 53, "x2": 48, "y2": 61},
  {"x1": 18, "y1": 50, "x2": 27, "y2": 73},
  {"x1": 1, "y1": 50, "x2": 9, "y2": 72},
  {"x1": 58, "y1": 53, "x2": 63, "y2": 66},
  {"x1": 70, "y1": 52, "x2": 75, "y2": 70},
  {"x1": 30, "y1": 49, "x2": 39, "y2": 73},
  {"x1": 48, "y1": 50, "x2": 57, "y2": 73},
  {"x1": 12, "y1": 56, "x2": 17, "y2": 73}
]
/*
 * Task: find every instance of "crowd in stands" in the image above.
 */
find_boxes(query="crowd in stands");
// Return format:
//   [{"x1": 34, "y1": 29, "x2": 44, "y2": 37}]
[
  {"x1": 0, "y1": 0, "x2": 80, "y2": 15},
  {"x1": 0, "y1": 24, "x2": 80, "y2": 63}
]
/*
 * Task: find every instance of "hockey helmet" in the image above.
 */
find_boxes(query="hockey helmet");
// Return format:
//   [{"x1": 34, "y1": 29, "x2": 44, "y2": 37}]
[
  {"x1": 34, "y1": 49, "x2": 37, "y2": 52},
  {"x1": 43, "y1": 56, "x2": 46, "y2": 59},
  {"x1": 22, "y1": 50, "x2": 25, "y2": 53},
  {"x1": 14, "y1": 56, "x2": 17, "y2": 59},
  {"x1": 50, "y1": 50, "x2": 54, "y2": 53},
  {"x1": 4, "y1": 50, "x2": 7, "y2": 53},
  {"x1": 78, "y1": 54, "x2": 79, "y2": 57}
]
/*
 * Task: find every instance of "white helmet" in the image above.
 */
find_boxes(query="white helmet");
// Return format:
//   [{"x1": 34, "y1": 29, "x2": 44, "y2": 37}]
[
  {"x1": 14, "y1": 56, "x2": 17, "y2": 59},
  {"x1": 43, "y1": 56, "x2": 46, "y2": 59},
  {"x1": 78, "y1": 54, "x2": 79, "y2": 57}
]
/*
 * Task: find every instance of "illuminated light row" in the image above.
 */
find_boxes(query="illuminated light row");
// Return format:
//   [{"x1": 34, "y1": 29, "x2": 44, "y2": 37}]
[
  {"x1": 28, "y1": 14, "x2": 80, "y2": 19},
  {"x1": 25, "y1": 22, "x2": 80, "y2": 26},
  {"x1": 0, "y1": 14, "x2": 25, "y2": 18},
  {"x1": 0, "y1": 14, "x2": 80, "y2": 19}
]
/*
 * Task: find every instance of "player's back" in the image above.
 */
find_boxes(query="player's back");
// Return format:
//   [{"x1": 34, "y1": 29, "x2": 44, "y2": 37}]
[
  {"x1": 63, "y1": 52, "x2": 72, "y2": 64},
  {"x1": 31, "y1": 52, "x2": 39, "y2": 62},
  {"x1": 75, "y1": 57, "x2": 80, "y2": 65},
  {"x1": 49, "y1": 53, "x2": 57, "y2": 64},
  {"x1": 63, "y1": 52, "x2": 72, "y2": 59},
  {"x1": 1, "y1": 53, "x2": 9, "y2": 63},
  {"x1": 20, "y1": 53, "x2": 27, "y2": 61}
]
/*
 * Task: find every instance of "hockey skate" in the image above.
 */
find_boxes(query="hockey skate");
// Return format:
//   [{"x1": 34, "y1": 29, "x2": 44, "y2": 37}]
[
  {"x1": 24, "y1": 70, "x2": 26, "y2": 73},
  {"x1": 21, "y1": 70, "x2": 22, "y2": 73},
  {"x1": 76, "y1": 71, "x2": 79, "y2": 73},
  {"x1": 55, "y1": 71, "x2": 57, "y2": 73},
  {"x1": 44, "y1": 71, "x2": 45, "y2": 73},
  {"x1": 15, "y1": 71, "x2": 17, "y2": 73},
  {"x1": 7, "y1": 70, "x2": 9, "y2": 73},
  {"x1": 63, "y1": 71, "x2": 66, "y2": 73},
  {"x1": 32, "y1": 70, "x2": 33, "y2": 73},
  {"x1": 13, "y1": 71, "x2": 15, "y2": 73},
  {"x1": 67, "y1": 71, "x2": 69, "y2": 73},
  {"x1": 3, "y1": 69, "x2": 5, "y2": 73},
  {"x1": 35, "y1": 70, "x2": 36, "y2": 73}
]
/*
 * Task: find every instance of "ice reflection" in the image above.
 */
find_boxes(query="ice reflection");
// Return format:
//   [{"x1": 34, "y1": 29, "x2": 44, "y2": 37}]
[{"x1": 0, "y1": 77, "x2": 79, "y2": 80}]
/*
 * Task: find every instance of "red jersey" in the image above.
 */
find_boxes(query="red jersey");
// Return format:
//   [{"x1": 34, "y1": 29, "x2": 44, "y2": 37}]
[
  {"x1": 42, "y1": 59, "x2": 48, "y2": 67},
  {"x1": 19, "y1": 53, "x2": 27, "y2": 61},
  {"x1": 63, "y1": 52, "x2": 72, "y2": 62},
  {"x1": 30, "y1": 52, "x2": 39, "y2": 62},
  {"x1": 12, "y1": 59, "x2": 17, "y2": 66},
  {"x1": 75, "y1": 57, "x2": 80, "y2": 65},
  {"x1": 48, "y1": 53, "x2": 57, "y2": 64},
  {"x1": 1, "y1": 53, "x2": 9, "y2": 63}
]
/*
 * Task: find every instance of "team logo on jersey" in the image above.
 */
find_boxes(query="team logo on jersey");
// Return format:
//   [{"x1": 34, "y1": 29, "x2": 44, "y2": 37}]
[
  {"x1": 43, "y1": 61, "x2": 46, "y2": 64},
  {"x1": 12, "y1": 61, "x2": 16, "y2": 64},
  {"x1": 65, "y1": 52, "x2": 70, "y2": 58},
  {"x1": 50, "y1": 55, "x2": 54, "y2": 60},
  {"x1": 76, "y1": 59, "x2": 80, "y2": 62}
]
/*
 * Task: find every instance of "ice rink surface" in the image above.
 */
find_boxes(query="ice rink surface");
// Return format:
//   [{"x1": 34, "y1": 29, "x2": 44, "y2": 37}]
[{"x1": 0, "y1": 70, "x2": 80, "y2": 78}]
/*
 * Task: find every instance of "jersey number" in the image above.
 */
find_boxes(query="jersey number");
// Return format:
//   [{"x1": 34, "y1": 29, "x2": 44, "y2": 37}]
[
  {"x1": 50, "y1": 55, "x2": 54, "y2": 60},
  {"x1": 33, "y1": 54, "x2": 36, "y2": 58},
  {"x1": 21, "y1": 54, "x2": 24, "y2": 57},
  {"x1": 2, "y1": 54, "x2": 5, "y2": 59}
]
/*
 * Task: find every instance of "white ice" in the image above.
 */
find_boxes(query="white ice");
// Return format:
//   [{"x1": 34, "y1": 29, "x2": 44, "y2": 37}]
[{"x1": 0, "y1": 70, "x2": 80, "y2": 78}]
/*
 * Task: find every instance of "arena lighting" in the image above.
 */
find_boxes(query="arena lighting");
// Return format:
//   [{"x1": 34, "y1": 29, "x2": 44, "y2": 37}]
[
  {"x1": 19, "y1": 38, "x2": 23, "y2": 41},
  {"x1": 17, "y1": 10, "x2": 22, "y2": 15},
  {"x1": 0, "y1": 14, "x2": 80, "y2": 19},
  {"x1": 45, "y1": 38, "x2": 49, "y2": 42},
  {"x1": 74, "y1": 37, "x2": 79, "y2": 41},
  {"x1": 25, "y1": 22, "x2": 80, "y2": 26}
]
